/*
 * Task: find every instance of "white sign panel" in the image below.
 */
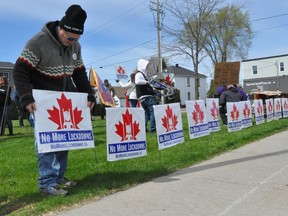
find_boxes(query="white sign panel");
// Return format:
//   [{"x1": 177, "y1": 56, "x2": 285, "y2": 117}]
[
  {"x1": 106, "y1": 108, "x2": 147, "y2": 161},
  {"x1": 281, "y1": 98, "x2": 288, "y2": 118},
  {"x1": 206, "y1": 98, "x2": 220, "y2": 132},
  {"x1": 239, "y1": 101, "x2": 252, "y2": 128},
  {"x1": 274, "y1": 98, "x2": 282, "y2": 120},
  {"x1": 186, "y1": 100, "x2": 210, "y2": 139},
  {"x1": 253, "y1": 99, "x2": 265, "y2": 125},
  {"x1": 227, "y1": 102, "x2": 243, "y2": 132},
  {"x1": 33, "y1": 90, "x2": 95, "y2": 153},
  {"x1": 265, "y1": 98, "x2": 274, "y2": 122},
  {"x1": 154, "y1": 103, "x2": 184, "y2": 150}
]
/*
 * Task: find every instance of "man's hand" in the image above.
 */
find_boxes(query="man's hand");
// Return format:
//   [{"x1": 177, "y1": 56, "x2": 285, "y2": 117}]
[
  {"x1": 26, "y1": 103, "x2": 36, "y2": 113},
  {"x1": 87, "y1": 102, "x2": 95, "y2": 110}
]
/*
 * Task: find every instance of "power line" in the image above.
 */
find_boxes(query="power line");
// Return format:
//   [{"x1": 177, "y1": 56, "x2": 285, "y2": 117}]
[
  {"x1": 84, "y1": 0, "x2": 147, "y2": 37},
  {"x1": 251, "y1": 13, "x2": 288, "y2": 22},
  {"x1": 86, "y1": 38, "x2": 157, "y2": 66},
  {"x1": 82, "y1": 9, "x2": 149, "y2": 44}
]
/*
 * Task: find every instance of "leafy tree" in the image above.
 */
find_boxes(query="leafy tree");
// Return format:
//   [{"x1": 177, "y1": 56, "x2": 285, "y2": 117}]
[
  {"x1": 164, "y1": 0, "x2": 222, "y2": 99},
  {"x1": 163, "y1": 0, "x2": 252, "y2": 99},
  {"x1": 204, "y1": 4, "x2": 253, "y2": 63},
  {"x1": 207, "y1": 79, "x2": 216, "y2": 98}
]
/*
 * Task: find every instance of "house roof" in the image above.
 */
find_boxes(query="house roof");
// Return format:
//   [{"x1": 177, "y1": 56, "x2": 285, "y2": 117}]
[
  {"x1": 0, "y1": 62, "x2": 14, "y2": 68},
  {"x1": 242, "y1": 54, "x2": 288, "y2": 62},
  {"x1": 114, "y1": 86, "x2": 129, "y2": 99},
  {"x1": 166, "y1": 65, "x2": 206, "y2": 78}
]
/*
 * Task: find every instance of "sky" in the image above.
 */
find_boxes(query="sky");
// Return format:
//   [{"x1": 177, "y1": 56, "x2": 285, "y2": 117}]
[{"x1": 1, "y1": 0, "x2": 288, "y2": 85}]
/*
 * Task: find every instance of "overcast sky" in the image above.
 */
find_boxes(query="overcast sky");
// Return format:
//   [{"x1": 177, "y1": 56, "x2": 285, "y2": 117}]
[{"x1": 1, "y1": 0, "x2": 288, "y2": 85}]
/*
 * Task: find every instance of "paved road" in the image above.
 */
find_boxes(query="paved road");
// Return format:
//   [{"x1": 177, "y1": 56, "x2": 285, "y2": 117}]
[{"x1": 57, "y1": 130, "x2": 288, "y2": 216}]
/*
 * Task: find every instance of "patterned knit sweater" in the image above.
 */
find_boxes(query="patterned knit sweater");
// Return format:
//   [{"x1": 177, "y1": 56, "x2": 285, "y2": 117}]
[{"x1": 13, "y1": 21, "x2": 95, "y2": 108}]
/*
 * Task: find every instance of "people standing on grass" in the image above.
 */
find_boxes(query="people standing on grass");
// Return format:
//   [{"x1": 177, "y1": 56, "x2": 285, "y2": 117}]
[
  {"x1": 135, "y1": 59, "x2": 156, "y2": 133},
  {"x1": 219, "y1": 84, "x2": 245, "y2": 125},
  {"x1": 164, "y1": 81, "x2": 175, "y2": 104},
  {"x1": 12, "y1": 88, "x2": 25, "y2": 127},
  {"x1": 116, "y1": 71, "x2": 138, "y2": 107},
  {"x1": 13, "y1": 5, "x2": 95, "y2": 196},
  {"x1": 100, "y1": 79, "x2": 115, "y2": 119},
  {"x1": 0, "y1": 76, "x2": 13, "y2": 136}
]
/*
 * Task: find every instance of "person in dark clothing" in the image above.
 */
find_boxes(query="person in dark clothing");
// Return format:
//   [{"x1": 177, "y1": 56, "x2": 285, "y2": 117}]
[
  {"x1": 164, "y1": 82, "x2": 175, "y2": 104},
  {"x1": 12, "y1": 88, "x2": 25, "y2": 127},
  {"x1": 235, "y1": 84, "x2": 248, "y2": 101},
  {"x1": 0, "y1": 76, "x2": 13, "y2": 136},
  {"x1": 13, "y1": 5, "x2": 95, "y2": 196},
  {"x1": 219, "y1": 85, "x2": 244, "y2": 125}
]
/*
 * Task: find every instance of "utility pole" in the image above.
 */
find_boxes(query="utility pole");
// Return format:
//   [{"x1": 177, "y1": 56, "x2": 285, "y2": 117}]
[{"x1": 150, "y1": 0, "x2": 164, "y2": 76}]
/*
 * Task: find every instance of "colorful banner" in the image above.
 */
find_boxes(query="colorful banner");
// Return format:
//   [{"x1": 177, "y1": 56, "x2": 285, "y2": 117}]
[
  {"x1": 239, "y1": 101, "x2": 252, "y2": 128},
  {"x1": 33, "y1": 89, "x2": 95, "y2": 153},
  {"x1": 254, "y1": 99, "x2": 265, "y2": 125},
  {"x1": 227, "y1": 102, "x2": 243, "y2": 132},
  {"x1": 106, "y1": 108, "x2": 147, "y2": 161},
  {"x1": 265, "y1": 98, "x2": 274, "y2": 122},
  {"x1": 186, "y1": 100, "x2": 210, "y2": 139},
  {"x1": 274, "y1": 98, "x2": 282, "y2": 120},
  {"x1": 89, "y1": 67, "x2": 115, "y2": 107},
  {"x1": 206, "y1": 98, "x2": 220, "y2": 132},
  {"x1": 154, "y1": 103, "x2": 184, "y2": 150},
  {"x1": 281, "y1": 98, "x2": 288, "y2": 118}
]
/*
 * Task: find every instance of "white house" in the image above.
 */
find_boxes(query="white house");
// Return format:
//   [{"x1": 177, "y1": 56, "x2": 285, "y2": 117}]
[
  {"x1": 165, "y1": 64, "x2": 207, "y2": 105},
  {"x1": 242, "y1": 54, "x2": 288, "y2": 93}
]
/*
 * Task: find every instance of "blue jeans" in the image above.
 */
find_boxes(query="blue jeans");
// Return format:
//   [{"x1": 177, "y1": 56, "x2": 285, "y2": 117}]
[
  {"x1": 31, "y1": 113, "x2": 68, "y2": 189},
  {"x1": 0, "y1": 105, "x2": 13, "y2": 135},
  {"x1": 140, "y1": 96, "x2": 156, "y2": 132},
  {"x1": 129, "y1": 99, "x2": 138, "y2": 107}
]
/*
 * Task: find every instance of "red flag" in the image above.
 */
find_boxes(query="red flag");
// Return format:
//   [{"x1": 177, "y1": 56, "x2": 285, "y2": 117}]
[{"x1": 89, "y1": 68, "x2": 115, "y2": 107}]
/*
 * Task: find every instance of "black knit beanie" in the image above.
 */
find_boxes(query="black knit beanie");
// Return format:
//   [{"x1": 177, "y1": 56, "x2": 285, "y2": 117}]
[{"x1": 59, "y1": 5, "x2": 87, "y2": 35}]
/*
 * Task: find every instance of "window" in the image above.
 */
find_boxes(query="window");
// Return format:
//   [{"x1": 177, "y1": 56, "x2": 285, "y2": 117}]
[
  {"x1": 187, "y1": 92, "x2": 191, "y2": 100},
  {"x1": 187, "y1": 77, "x2": 190, "y2": 87},
  {"x1": 279, "y1": 62, "x2": 285, "y2": 72},
  {"x1": 0, "y1": 71, "x2": 10, "y2": 80},
  {"x1": 252, "y1": 65, "x2": 258, "y2": 75}
]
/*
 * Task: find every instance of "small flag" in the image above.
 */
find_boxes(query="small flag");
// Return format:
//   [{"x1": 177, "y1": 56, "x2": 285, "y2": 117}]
[{"x1": 116, "y1": 65, "x2": 128, "y2": 79}]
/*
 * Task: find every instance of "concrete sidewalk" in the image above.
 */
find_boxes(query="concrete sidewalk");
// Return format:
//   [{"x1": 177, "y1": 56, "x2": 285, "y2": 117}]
[{"x1": 57, "y1": 130, "x2": 288, "y2": 216}]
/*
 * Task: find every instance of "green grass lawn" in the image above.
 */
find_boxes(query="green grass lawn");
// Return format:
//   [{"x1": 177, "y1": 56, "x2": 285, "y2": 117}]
[{"x1": 1, "y1": 115, "x2": 288, "y2": 215}]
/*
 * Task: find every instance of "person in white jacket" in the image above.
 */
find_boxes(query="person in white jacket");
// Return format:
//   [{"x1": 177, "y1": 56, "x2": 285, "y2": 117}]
[
  {"x1": 135, "y1": 59, "x2": 156, "y2": 133},
  {"x1": 116, "y1": 72, "x2": 138, "y2": 107}
]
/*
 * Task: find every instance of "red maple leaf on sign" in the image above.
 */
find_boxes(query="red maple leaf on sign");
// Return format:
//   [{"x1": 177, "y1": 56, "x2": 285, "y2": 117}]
[
  {"x1": 115, "y1": 109, "x2": 140, "y2": 141},
  {"x1": 161, "y1": 105, "x2": 178, "y2": 132},
  {"x1": 284, "y1": 100, "x2": 288, "y2": 110},
  {"x1": 47, "y1": 93, "x2": 83, "y2": 129},
  {"x1": 257, "y1": 101, "x2": 263, "y2": 115},
  {"x1": 210, "y1": 100, "x2": 219, "y2": 120},
  {"x1": 165, "y1": 75, "x2": 171, "y2": 84},
  {"x1": 275, "y1": 100, "x2": 281, "y2": 111},
  {"x1": 243, "y1": 102, "x2": 251, "y2": 118},
  {"x1": 192, "y1": 102, "x2": 204, "y2": 124},
  {"x1": 230, "y1": 103, "x2": 239, "y2": 121},
  {"x1": 267, "y1": 101, "x2": 273, "y2": 112}
]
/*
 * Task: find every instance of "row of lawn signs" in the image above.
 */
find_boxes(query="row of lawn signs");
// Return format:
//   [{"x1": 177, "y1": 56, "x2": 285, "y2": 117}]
[{"x1": 33, "y1": 90, "x2": 288, "y2": 162}]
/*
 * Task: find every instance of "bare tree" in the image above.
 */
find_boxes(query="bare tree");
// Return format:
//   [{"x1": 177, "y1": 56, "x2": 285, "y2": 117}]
[
  {"x1": 164, "y1": 0, "x2": 222, "y2": 99},
  {"x1": 147, "y1": 56, "x2": 169, "y2": 78},
  {"x1": 204, "y1": 4, "x2": 253, "y2": 63}
]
